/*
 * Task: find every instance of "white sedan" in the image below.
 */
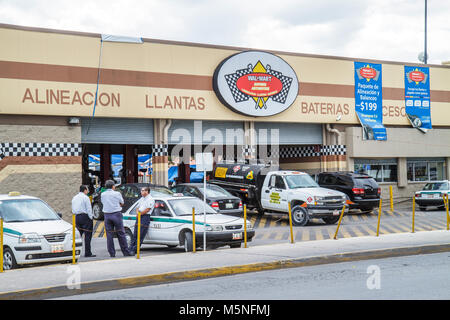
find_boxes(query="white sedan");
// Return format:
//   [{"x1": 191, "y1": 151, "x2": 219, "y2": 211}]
[
  {"x1": 415, "y1": 180, "x2": 450, "y2": 211},
  {"x1": 122, "y1": 195, "x2": 255, "y2": 251}
]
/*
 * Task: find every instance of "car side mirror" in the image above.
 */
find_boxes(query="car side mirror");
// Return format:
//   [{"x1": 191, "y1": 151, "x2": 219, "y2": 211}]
[{"x1": 57, "y1": 213, "x2": 63, "y2": 218}]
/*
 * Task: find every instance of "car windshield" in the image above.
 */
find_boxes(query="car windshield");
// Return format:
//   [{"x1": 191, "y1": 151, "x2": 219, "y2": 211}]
[
  {"x1": 423, "y1": 182, "x2": 449, "y2": 191},
  {"x1": 0, "y1": 199, "x2": 60, "y2": 222},
  {"x1": 285, "y1": 174, "x2": 319, "y2": 189},
  {"x1": 168, "y1": 198, "x2": 217, "y2": 216},
  {"x1": 198, "y1": 185, "x2": 233, "y2": 197},
  {"x1": 151, "y1": 187, "x2": 173, "y2": 196}
]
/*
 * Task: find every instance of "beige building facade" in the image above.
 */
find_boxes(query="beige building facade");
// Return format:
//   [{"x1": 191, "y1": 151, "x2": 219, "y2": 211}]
[{"x1": 1, "y1": 24, "x2": 450, "y2": 220}]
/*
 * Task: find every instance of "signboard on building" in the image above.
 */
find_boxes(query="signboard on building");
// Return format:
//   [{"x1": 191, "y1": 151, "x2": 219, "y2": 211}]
[
  {"x1": 354, "y1": 62, "x2": 387, "y2": 140},
  {"x1": 213, "y1": 51, "x2": 299, "y2": 117},
  {"x1": 404, "y1": 66, "x2": 432, "y2": 133}
]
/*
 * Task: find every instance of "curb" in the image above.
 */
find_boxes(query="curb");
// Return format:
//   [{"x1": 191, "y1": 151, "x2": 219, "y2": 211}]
[{"x1": 1, "y1": 243, "x2": 450, "y2": 300}]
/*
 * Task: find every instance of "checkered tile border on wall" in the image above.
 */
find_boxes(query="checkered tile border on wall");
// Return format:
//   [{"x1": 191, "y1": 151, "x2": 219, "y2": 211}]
[
  {"x1": 267, "y1": 145, "x2": 346, "y2": 158},
  {"x1": 0, "y1": 143, "x2": 82, "y2": 159},
  {"x1": 152, "y1": 144, "x2": 168, "y2": 157}
]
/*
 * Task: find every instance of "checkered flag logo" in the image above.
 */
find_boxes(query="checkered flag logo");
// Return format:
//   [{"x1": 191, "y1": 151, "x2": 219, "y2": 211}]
[
  {"x1": 266, "y1": 69, "x2": 293, "y2": 104},
  {"x1": 225, "y1": 67, "x2": 252, "y2": 103},
  {"x1": 224, "y1": 62, "x2": 293, "y2": 107}
]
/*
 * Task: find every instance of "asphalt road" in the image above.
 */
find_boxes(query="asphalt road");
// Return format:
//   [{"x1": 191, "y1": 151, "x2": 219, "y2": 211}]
[{"x1": 60, "y1": 252, "x2": 450, "y2": 300}]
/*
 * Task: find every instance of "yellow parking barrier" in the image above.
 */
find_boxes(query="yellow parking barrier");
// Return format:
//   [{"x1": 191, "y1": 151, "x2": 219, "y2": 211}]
[
  {"x1": 72, "y1": 214, "x2": 76, "y2": 265},
  {"x1": 137, "y1": 211, "x2": 141, "y2": 259},
  {"x1": 244, "y1": 205, "x2": 248, "y2": 248},
  {"x1": 333, "y1": 205, "x2": 346, "y2": 240},
  {"x1": 192, "y1": 207, "x2": 196, "y2": 253},
  {"x1": 412, "y1": 196, "x2": 415, "y2": 233},
  {"x1": 288, "y1": 203, "x2": 294, "y2": 244},
  {"x1": 389, "y1": 186, "x2": 394, "y2": 212},
  {"x1": 1, "y1": 217, "x2": 3, "y2": 273},
  {"x1": 376, "y1": 198, "x2": 382, "y2": 236}
]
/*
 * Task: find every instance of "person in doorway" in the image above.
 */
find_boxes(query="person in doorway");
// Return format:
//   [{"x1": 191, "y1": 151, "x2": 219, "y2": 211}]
[
  {"x1": 101, "y1": 180, "x2": 134, "y2": 257},
  {"x1": 129, "y1": 186, "x2": 155, "y2": 254},
  {"x1": 71, "y1": 185, "x2": 96, "y2": 258}
]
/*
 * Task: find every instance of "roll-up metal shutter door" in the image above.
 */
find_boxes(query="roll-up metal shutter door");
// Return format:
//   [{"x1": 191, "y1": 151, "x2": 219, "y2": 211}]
[
  {"x1": 254, "y1": 122, "x2": 322, "y2": 145},
  {"x1": 168, "y1": 120, "x2": 244, "y2": 145},
  {"x1": 81, "y1": 118, "x2": 154, "y2": 144}
]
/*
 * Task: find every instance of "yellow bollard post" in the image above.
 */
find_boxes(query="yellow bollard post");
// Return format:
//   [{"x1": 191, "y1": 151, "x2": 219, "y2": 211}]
[
  {"x1": 192, "y1": 207, "x2": 196, "y2": 253},
  {"x1": 244, "y1": 204, "x2": 247, "y2": 248},
  {"x1": 412, "y1": 196, "x2": 415, "y2": 233},
  {"x1": 389, "y1": 185, "x2": 394, "y2": 212},
  {"x1": 377, "y1": 198, "x2": 382, "y2": 236},
  {"x1": 445, "y1": 194, "x2": 449, "y2": 231},
  {"x1": 72, "y1": 214, "x2": 76, "y2": 264},
  {"x1": 137, "y1": 211, "x2": 141, "y2": 259},
  {"x1": 288, "y1": 203, "x2": 294, "y2": 244},
  {"x1": 333, "y1": 205, "x2": 346, "y2": 240},
  {"x1": 1, "y1": 217, "x2": 3, "y2": 273}
]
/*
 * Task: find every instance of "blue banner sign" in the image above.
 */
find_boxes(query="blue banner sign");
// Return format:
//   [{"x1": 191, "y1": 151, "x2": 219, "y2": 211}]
[
  {"x1": 404, "y1": 66, "x2": 431, "y2": 133},
  {"x1": 354, "y1": 62, "x2": 386, "y2": 140}
]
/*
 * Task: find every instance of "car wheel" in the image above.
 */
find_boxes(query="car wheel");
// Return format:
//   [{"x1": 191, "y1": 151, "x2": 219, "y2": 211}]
[
  {"x1": 92, "y1": 202, "x2": 104, "y2": 221},
  {"x1": 322, "y1": 216, "x2": 340, "y2": 224},
  {"x1": 230, "y1": 243, "x2": 241, "y2": 249},
  {"x1": 291, "y1": 205, "x2": 309, "y2": 226},
  {"x1": 184, "y1": 231, "x2": 194, "y2": 252},
  {"x1": 3, "y1": 248, "x2": 18, "y2": 270},
  {"x1": 124, "y1": 228, "x2": 133, "y2": 248}
]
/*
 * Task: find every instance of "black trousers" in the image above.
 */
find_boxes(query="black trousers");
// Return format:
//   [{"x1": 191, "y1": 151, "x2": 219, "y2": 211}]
[
  {"x1": 75, "y1": 213, "x2": 93, "y2": 256},
  {"x1": 130, "y1": 214, "x2": 151, "y2": 253}
]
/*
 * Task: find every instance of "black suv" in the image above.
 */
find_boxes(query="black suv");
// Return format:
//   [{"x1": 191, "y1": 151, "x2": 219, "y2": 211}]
[{"x1": 317, "y1": 172, "x2": 381, "y2": 213}]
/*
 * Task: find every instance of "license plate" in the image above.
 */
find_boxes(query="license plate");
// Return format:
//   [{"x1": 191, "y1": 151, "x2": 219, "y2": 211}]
[
  {"x1": 51, "y1": 244, "x2": 64, "y2": 253},
  {"x1": 226, "y1": 203, "x2": 234, "y2": 209},
  {"x1": 232, "y1": 233, "x2": 242, "y2": 240},
  {"x1": 333, "y1": 210, "x2": 340, "y2": 216}
]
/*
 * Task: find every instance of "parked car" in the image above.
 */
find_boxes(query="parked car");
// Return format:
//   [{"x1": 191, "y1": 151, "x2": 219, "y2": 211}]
[
  {"x1": 0, "y1": 192, "x2": 82, "y2": 270},
  {"x1": 122, "y1": 194, "x2": 255, "y2": 251},
  {"x1": 414, "y1": 180, "x2": 450, "y2": 211},
  {"x1": 91, "y1": 183, "x2": 173, "y2": 220},
  {"x1": 317, "y1": 171, "x2": 381, "y2": 213},
  {"x1": 171, "y1": 183, "x2": 243, "y2": 215}
]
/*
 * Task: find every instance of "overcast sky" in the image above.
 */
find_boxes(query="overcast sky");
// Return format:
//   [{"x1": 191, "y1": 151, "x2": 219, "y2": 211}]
[{"x1": 1, "y1": 0, "x2": 449, "y2": 65}]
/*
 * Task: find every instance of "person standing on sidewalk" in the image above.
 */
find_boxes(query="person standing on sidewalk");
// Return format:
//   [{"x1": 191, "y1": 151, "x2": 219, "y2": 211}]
[
  {"x1": 129, "y1": 186, "x2": 155, "y2": 254},
  {"x1": 101, "y1": 180, "x2": 133, "y2": 257},
  {"x1": 71, "y1": 185, "x2": 96, "y2": 258}
]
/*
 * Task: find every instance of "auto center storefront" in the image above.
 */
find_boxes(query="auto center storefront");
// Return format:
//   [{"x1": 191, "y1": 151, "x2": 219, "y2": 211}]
[{"x1": 1, "y1": 23, "x2": 450, "y2": 220}]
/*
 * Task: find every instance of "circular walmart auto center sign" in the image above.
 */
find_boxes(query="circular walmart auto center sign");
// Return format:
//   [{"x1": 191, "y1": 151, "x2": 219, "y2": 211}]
[{"x1": 213, "y1": 51, "x2": 299, "y2": 117}]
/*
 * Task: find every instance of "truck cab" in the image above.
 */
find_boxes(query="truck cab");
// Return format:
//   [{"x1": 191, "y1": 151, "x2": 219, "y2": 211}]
[{"x1": 261, "y1": 171, "x2": 348, "y2": 226}]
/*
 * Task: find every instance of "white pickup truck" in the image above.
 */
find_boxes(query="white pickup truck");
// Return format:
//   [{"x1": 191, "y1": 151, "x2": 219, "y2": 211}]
[{"x1": 210, "y1": 164, "x2": 348, "y2": 226}]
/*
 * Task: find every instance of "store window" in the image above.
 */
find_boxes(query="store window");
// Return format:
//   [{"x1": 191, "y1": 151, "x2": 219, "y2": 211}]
[
  {"x1": 407, "y1": 159, "x2": 446, "y2": 182},
  {"x1": 354, "y1": 159, "x2": 398, "y2": 183}
]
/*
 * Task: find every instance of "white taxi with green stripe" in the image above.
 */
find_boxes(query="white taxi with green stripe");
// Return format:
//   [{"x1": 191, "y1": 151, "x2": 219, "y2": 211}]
[
  {"x1": 122, "y1": 195, "x2": 255, "y2": 252},
  {"x1": 1, "y1": 192, "x2": 82, "y2": 270},
  {"x1": 414, "y1": 181, "x2": 450, "y2": 211}
]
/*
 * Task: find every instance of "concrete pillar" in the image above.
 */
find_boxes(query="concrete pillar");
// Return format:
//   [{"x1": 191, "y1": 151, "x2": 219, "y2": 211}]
[
  {"x1": 152, "y1": 119, "x2": 171, "y2": 186},
  {"x1": 446, "y1": 157, "x2": 450, "y2": 180},
  {"x1": 243, "y1": 121, "x2": 256, "y2": 161},
  {"x1": 398, "y1": 157, "x2": 407, "y2": 188}
]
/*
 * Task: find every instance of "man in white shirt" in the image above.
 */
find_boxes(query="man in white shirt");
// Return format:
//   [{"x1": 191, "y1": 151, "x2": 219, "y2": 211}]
[
  {"x1": 129, "y1": 186, "x2": 155, "y2": 254},
  {"x1": 72, "y1": 185, "x2": 95, "y2": 257},
  {"x1": 101, "y1": 180, "x2": 133, "y2": 257}
]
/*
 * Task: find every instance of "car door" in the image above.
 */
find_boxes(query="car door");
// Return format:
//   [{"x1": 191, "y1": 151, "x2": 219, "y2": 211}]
[
  {"x1": 265, "y1": 175, "x2": 289, "y2": 212},
  {"x1": 149, "y1": 200, "x2": 176, "y2": 243}
]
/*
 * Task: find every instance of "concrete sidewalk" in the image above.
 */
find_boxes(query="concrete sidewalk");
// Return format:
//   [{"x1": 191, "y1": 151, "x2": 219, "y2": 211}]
[{"x1": 1, "y1": 229, "x2": 449, "y2": 299}]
